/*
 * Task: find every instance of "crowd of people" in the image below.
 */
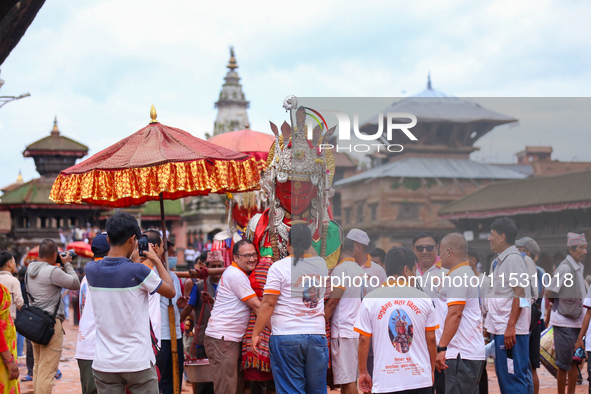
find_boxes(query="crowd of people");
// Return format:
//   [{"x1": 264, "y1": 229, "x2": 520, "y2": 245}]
[
  {"x1": 0, "y1": 212, "x2": 589, "y2": 394},
  {"x1": 58, "y1": 224, "x2": 101, "y2": 245}
]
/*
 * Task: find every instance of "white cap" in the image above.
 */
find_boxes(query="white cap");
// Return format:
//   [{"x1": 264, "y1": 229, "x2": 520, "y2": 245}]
[{"x1": 346, "y1": 229, "x2": 370, "y2": 246}]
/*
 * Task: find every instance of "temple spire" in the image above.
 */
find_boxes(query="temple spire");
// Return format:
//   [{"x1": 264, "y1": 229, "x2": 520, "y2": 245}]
[
  {"x1": 213, "y1": 47, "x2": 250, "y2": 136},
  {"x1": 16, "y1": 170, "x2": 23, "y2": 184},
  {"x1": 227, "y1": 46, "x2": 238, "y2": 70},
  {"x1": 51, "y1": 116, "x2": 59, "y2": 135}
]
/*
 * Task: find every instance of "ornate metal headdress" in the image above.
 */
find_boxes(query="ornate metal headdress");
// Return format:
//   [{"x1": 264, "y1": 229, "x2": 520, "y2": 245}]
[
  {"x1": 260, "y1": 95, "x2": 337, "y2": 258},
  {"x1": 393, "y1": 311, "x2": 408, "y2": 328},
  {"x1": 262, "y1": 96, "x2": 336, "y2": 187}
]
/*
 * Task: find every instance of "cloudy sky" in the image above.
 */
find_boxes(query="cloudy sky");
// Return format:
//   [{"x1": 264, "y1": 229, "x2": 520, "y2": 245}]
[{"x1": 0, "y1": 0, "x2": 590, "y2": 188}]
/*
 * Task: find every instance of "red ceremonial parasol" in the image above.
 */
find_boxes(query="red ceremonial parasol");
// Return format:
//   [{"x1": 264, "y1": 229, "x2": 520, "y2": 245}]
[
  {"x1": 50, "y1": 109, "x2": 260, "y2": 207},
  {"x1": 66, "y1": 241, "x2": 94, "y2": 258},
  {"x1": 208, "y1": 128, "x2": 275, "y2": 170},
  {"x1": 49, "y1": 106, "x2": 261, "y2": 394}
]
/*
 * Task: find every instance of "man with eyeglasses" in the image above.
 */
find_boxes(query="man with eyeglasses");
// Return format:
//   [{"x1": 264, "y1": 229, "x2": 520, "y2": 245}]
[
  {"x1": 412, "y1": 231, "x2": 448, "y2": 394},
  {"x1": 204, "y1": 240, "x2": 261, "y2": 394}
]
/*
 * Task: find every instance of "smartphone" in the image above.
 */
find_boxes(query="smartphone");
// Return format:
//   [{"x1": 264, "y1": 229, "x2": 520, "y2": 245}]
[
  {"x1": 506, "y1": 346, "x2": 514, "y2": 374},
  {"x1": 138, "y1": 234, "x2": 148, "y2": 257}
]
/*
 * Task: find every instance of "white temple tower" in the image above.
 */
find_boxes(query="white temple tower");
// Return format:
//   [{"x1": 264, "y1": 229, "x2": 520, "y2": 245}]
[{"x1": 212, "y1": 47, "x2": 250, "y2": 135}]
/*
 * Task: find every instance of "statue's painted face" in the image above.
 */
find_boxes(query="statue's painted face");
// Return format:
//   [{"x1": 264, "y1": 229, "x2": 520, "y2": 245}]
[
  {"x1": 276, "y1": 180, "x2": 317, "y2": 215},
  {"x1": 232, "y1": 204, "x2": 262, "y2": 229}
]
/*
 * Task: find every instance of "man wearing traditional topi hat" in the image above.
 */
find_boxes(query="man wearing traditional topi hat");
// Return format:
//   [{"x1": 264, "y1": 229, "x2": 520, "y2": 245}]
[
  {"x1": 546, "y1": 232, "x2": 588, "y2": 394},
  {"x1": 346, "y1": 229, "x2": 387, "y2": 293},
  {"x1": 345, "y1": 228, "x2": 387, "y2": 382}
]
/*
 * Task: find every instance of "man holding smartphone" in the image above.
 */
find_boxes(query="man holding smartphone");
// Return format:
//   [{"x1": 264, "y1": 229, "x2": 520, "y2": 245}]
[{"x1": 85, "y1": 212, "x2": 176, "y2": 393}]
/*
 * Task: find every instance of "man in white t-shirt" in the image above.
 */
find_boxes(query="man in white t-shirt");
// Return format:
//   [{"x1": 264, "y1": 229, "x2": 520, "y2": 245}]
[
  {"x1": 75, "y1": 233, "x2": 109, "y2": 394},
  {"x1": 355, "y1": 247, "x2": 438, "y2": 394},
  {"x1": 143, "y1": 232, "x2": 184, "y2": 394},
  {"x1": 346, "y1": 229, "x2": 387, "y2": 294},
  {"x1": 204, "y1": 240, "x2": 260, "y2": 394},
  {"x1": 325, "y1": 239, "x2": 365, "y2": 394},
  {"x1": 546, "y1": 232, "x2": 588, "y2": 394},
  {"x1": 435, "y1": 233, "x2": 485, "y2": 394},
  {"x1": 141, "y1": 231, "x2": 165, "y2": 348},
  {"x1": 346, "y1": 229, "x2": 387, "y2": 381},
  {"x1": 85, "y1": 212, "x2": 176, "y2": 393},
  {"x1": 412, "y1": 231, "x2": 448, "y2": 394},
  {"x1": 412, "y1": 231, "x2": 448, "y2": 327},
  {"x1": 251, "y1": 223, "x2": 329, "y2": 393}
]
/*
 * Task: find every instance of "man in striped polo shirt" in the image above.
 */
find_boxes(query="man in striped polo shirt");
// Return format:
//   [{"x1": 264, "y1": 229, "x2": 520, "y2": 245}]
[{"x1": 85, "y1": 212, "x2": 176, "y2": 393}]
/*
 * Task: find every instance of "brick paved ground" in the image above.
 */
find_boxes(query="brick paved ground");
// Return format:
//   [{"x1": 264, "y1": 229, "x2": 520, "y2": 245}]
[{"x1": 16, "y1": 317, "x2": 589, "y2": 393}]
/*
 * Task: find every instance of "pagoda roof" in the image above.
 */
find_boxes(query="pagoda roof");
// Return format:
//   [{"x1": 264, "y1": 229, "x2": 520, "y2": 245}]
[
  {"x1": 1, "y1": 171, "x2": 24, "y2": 194},
  {"x1": 1, "y1": 177, "x2": 53, "y2": 206},
  {"x1": 334, "y1": 157, "x2": 526, "y2": 188},
  {"x1": 362, "y1": 75, "x2": 517, "y2": 126},
  {"x1": 0, "y1": 177, "x2": 96, "y2": 210},
  {"x1": 23, "y1": 118, "x2": 88, "y2": 156},
  {"x1": 363, "y1": 93, "x2": 517, "y2": 126},
  {"x1": 439, "y1": 170, "x2": 591, "y2": 219}
]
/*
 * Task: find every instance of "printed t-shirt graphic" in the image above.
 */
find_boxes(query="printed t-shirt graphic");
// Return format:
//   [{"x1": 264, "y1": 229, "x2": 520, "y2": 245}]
[
  {"x1": 205, "y1": 263, "x2": 257, "y2": 342},
  {"x1": 354, "y1": 285, "x2": 438, "y2": 393},
  {"x1": 330, "y1": 258, "x2": 365, "y2": 338},
  {"x1": 263, "y1": 255, "x2": 329, "y2": 335},
  {"x1": 85, "y1": 257, "x2": 163, "y2": 373},
  {"x1": 438, "y1": 262, "x2": 485, "y2": 360},
  {"x1": 75, "y1": 276, "x2": 95, "y2": 361},
  {"x1": 389, "y1": 309, "x2": 414, "y2": 353}
]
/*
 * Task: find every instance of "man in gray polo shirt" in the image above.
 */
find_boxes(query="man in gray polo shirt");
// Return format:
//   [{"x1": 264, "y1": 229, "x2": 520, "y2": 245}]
[{"x1": 484, "y1": 217, "x2": 532, "y2": 394}]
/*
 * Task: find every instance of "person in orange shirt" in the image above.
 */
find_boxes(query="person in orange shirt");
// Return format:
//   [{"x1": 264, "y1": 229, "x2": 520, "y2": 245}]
[{"x1": 435, "y1": 233, "x2": 485, "y2": 394}]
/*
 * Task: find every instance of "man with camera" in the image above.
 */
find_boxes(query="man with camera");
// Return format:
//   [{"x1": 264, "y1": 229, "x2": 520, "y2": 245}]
[
  {"x1": 85, "y1": 212, "x2": 176, "y2": 393},
  {"x1": 26, "y1": 238, "x2": 81, "y2": 394}
]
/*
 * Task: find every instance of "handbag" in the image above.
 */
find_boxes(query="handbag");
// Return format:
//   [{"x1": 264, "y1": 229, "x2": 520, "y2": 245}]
[
  {"x1": 14, "y1": 273, "x2": 61, "y2": 346},
  {"x1": 530, "y1": 301, "x2": 542, "y2": 332}
]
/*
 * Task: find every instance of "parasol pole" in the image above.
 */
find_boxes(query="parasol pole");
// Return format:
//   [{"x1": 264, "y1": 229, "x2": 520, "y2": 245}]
[{"x1": 160, "y1": 192, "x2": 180, "y2": 394}]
